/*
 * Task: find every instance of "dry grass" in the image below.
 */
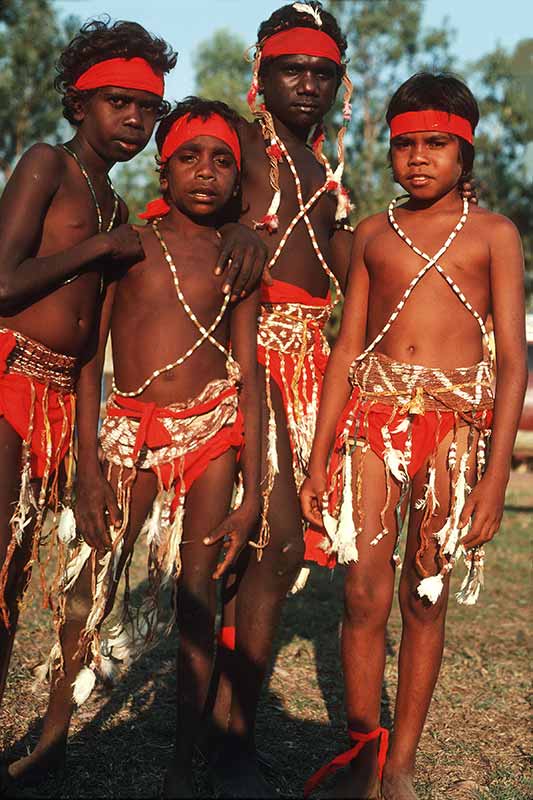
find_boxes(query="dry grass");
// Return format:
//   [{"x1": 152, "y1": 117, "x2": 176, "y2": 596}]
[{"x1": 1, "y1": 473, "x2": 531, "y2": 798}]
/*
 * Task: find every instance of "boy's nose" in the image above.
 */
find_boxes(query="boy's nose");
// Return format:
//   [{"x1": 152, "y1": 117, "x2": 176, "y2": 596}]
[
  {"x1": 123, "y1": 103, "x2": 143, "y2": 128},
  {"x1": 408, "y1": 144, "x2": 429, "y2": 163},
  {"x1": 298, "y1": 72, "x2": 320, "y2": 96}
]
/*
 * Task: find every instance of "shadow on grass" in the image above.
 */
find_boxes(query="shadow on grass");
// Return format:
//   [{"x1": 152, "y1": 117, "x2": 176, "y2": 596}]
[{"x1": 5, "y1": 565, "x2": 397, "y2": 799}]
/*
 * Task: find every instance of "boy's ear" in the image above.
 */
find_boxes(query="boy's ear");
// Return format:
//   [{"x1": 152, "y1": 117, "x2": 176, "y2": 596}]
[
  {"x1": 232, "y1": 176, "x2": 240, "y2": 198},
  {"x1": 67, "y1": 89, "x2": 87, "y2": 124},
  {"x1": 159, "y1": 171, "x2": 168, "y2": 193}
]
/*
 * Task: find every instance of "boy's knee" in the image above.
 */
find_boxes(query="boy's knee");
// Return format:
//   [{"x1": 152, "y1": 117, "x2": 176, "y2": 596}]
[
  {"x1": 399, "y1": 575, "x2": 448, "y2": 625},
  {"x1": 343, "y1": 570, "x2": 390, "y2": 627}
]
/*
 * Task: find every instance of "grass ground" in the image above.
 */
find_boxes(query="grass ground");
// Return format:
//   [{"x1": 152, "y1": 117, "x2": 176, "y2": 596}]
[{"x1": 1, "y1": 472, "x2": 531, "y2": 799}]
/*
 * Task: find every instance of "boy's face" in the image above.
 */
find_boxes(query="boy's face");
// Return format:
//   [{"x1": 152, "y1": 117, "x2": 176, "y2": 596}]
[
  {"x1": 260, "y1": 55, "x2": 339, "y2": 133},
  {"x1": 390, "y1": 132, "x2": 464, "y2": 200},
  {"x1": 161, "y1": 135, "x2": 239, "y2": 219},
  {"x1": 76, "y1": 86, "x2": 162, "y2": 162}
]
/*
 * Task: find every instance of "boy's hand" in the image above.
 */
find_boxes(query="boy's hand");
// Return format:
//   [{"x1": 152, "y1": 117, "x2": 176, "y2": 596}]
[
  {"x1": 105, "y1": 223, "x2": 145, "y2": 262},
  {"x1": 203, "y1": 503, "x2": 260, "y2": 579},
  {"x1": 300, "y1": 472, "x2": 327, "y2": 529},
  {"x1": 459, "y1": 473, "x2": 506, "y2": 549},
  {"x1": 75, "y1": 467, "x2": 122, "y2": 552},
  {"x1": 214, "y1": 223, "x2": 270, "y2": 300}
]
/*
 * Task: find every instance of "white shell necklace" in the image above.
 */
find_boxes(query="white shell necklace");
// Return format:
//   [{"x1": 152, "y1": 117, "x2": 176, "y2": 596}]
[
  {"x1": 354, "y1": 195, "x2": 493, "y2": 364},
  {"x1": 113, "y1": 218, "x2": 231, "y2": 398},
  {"x1": 61, "y1": 144, "x2": 119, "y2": 233}
]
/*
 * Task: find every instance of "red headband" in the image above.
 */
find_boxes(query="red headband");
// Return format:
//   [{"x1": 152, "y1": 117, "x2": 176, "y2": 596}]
[
  {"x1": 389, "y1": 110, "x2": 473, "y2": 144},
  {"x1": 159, "y1": 113, "x2": 241, "y2": 168},
  {"x1": 138, "y1": 113, "x2": 241, "y2": 221},
  {"x1": 261, "y1": 27, "x2": 341, "y2": 65},
  {"x1": 74, "y1": 57, "x2": 164, "y2": 97}
]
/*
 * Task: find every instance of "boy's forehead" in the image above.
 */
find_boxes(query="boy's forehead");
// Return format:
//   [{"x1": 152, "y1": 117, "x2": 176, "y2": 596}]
[
  {"x1": 100, "y1": 86, "x2": 161, "y2": 101},
  {"x1": 173, "y1": 135, "x2": 233, "y2": 153}
]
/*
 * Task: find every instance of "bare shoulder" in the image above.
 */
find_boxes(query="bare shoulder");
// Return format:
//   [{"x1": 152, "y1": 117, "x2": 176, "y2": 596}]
[
  {"x1": 354, "y1": 210, "x2": 388, "y2": 242},
  {"x1": 11, "y1": 142, "x2": 64, "y2": 184},
  {"x1": 468, "y1": 204, "x2": 520, "y2": 242}
]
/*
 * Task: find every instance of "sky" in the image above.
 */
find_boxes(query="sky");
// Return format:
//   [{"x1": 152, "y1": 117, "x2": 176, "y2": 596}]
[{"x1": 55, "y1": 0, "x2": 532, "y2": 105}]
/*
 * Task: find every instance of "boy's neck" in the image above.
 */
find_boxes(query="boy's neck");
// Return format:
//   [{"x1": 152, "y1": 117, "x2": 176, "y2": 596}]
[
  {"x1": 163, "y1": 205, "x2": 220, "y2": 236},
  {"x1": 268, "y1": 113, "x2": 313, "y2": 149},
  {"x1": 404, "y1": 185, "x2": 464, "y2": 214},
  {"x1": 64, "y1": 133, "x2": 115, "y2": 176}
]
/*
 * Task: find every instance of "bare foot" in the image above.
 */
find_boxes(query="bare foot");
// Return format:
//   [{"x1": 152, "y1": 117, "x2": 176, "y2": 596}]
[
  {"x1": 6, "y1": 738, "x2": 66, "y2": 787},
  {"x1": 320, "y1": 764, "x2": 381, "y2": 799},
  {"x1": 209, "y1": 737, "x2": 275, "y2": 799},
  {"x1": 162, "y1": 762, "x2": 195, "y2": 799},
  {"x1": 382, "y1": 770, "x2": 418, "y2": 800}
]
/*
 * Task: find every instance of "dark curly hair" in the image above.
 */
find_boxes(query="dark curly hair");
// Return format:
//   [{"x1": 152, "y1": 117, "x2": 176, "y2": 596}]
[
  {"x1": 55, "y1": 18, "x2": 178, "y2": 125},
  {"x1": 155, "y1": 96, "x2": 243, "y2": 224},
  {"x1": 257, "y1": 2, "x2": 347, "y2": 81},
  {"x1": 387, "y1": 72, "x2": 480, "y2": 179}
]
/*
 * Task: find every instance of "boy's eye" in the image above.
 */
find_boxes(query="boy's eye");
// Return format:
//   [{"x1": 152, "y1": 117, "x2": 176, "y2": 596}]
[
  {"x1": 215, "y1": 156, "x2": 233, "y2": 168},
  {"x1": 109, "y1": 97, "x2": 126, "y2": 108}
]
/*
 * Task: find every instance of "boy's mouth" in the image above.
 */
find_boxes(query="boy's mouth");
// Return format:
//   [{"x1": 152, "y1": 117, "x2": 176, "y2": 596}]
[
  {"x1": 189, "y1": 188, "x2": 217, "y2": 201},
  {"x1": 116, "y1": 139, "x2": 143, "y2": 153},
  {"x1": 408, "y1": 174, "x2": 432, "y2": 186}
]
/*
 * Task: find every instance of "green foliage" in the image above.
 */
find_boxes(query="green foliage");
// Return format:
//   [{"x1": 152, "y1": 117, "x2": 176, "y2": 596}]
[
  {"x1": 193, "y1": 28, "x2": 252, "y2": 119},
  {"x1": 0, "y1": 0, "x2": 79, "y2": 182},
  {"x1": 470, "y1": 40, "x2": 533, "y2": 302},
  {"x1": 110, "y1": 147, "x2": 161, "y2": 221}
]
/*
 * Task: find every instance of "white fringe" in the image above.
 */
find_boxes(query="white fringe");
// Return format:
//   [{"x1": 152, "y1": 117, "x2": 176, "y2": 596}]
[
  {"x1": 72, "y1": 665, "x2": 96, "y2": 706},
  {"x1": 57, "y1": 506, "x2": 76, "y2": 545},
  {"x1": 289, "y1": 566, "x2": 310, "y2": 595},
  {"x1": 336, "y1": 453, "x2": 358, "y2": 564},
  {"x1": 416, "y1": 574, "x2": 444, "y2": 604}
]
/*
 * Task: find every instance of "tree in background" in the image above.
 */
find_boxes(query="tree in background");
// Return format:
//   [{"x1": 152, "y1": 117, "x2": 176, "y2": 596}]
[
  {"x1": 111, "y1": 148, "x2": 161, "y2": 221},
  {"x1": 0, "y1": 0, "x2": 78, "y2": 184},
  {"x1": 193, "y1": 28, "x2": 251, "y2": 119},
  {"x1": 472, "y1": 39, "x2": 533, "y2": 299}
]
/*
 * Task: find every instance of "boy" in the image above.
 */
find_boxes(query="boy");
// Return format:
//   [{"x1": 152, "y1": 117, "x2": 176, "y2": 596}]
[
  {"x1": 300, "y1": 73, "x2": 526, "y2": 799},
  {"x1": 206, "y1": 2, "x2": 355, "y2": 793},
  {"x1": 7, "y1": 98, "x2": 261, "y2": 796},
  {"x1": 0, "y1": 17, "x2": 177, "y2": 712}
]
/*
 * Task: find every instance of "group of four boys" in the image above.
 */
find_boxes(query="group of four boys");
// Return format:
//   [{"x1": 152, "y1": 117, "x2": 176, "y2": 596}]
[{"x1": 0, "y1": 2, "x2": 526, "y2": 798}]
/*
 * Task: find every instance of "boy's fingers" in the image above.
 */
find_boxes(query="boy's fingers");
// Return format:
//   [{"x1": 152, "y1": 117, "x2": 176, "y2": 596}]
[
  {"x1": 459, "y1": 497, "x2": 475, "y2": 528},
  {"x1": 214, "y1": 242, "x2": 233, "y2": 277},
  {"x1": 105, "y1": 488, "x2": 122, "y2": 529},
  {"x1": 262, "y1": 266, "x2": 273, "y2": 286},
  {"x1": 203, "y1": 526, "x2": 229, "y2": 546},
  {"x1": 229, "y1": 247, "x2": 254, "y2": 297},
  {"x1": 212, "y1": 539, "x2": 240, "y2": 580}
]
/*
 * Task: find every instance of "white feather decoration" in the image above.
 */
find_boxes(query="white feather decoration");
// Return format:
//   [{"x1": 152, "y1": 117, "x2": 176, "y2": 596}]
[
  {"x1": 58, "y1": 506, "x2": 76, "y2": 544},
  {"x1": 72, "y1": 665, "x2": 96, "y2": 706},
  {"x1": 416, "y1": 574, "x2": 444, "y2": 604},
  {"x1": 336, "y1": 453, "x2": 358, "y2": 564},
  {"x1": 292, "y1": 2, "x2": 322, "y2": 27},
  {"x1": 289, "y1": 566, "x2": 311, "y2": 595}
]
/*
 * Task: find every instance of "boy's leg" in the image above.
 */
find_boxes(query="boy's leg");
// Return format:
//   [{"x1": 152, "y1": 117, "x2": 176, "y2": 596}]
[
  {"x1": 0, "y1": 418, "x2": 24, "y2": 706},
  {"x1": 383, "y1": 425, "x2": 479, "y2": 800},
  {"x1": 332, "y1": 445, "x2": 400, "y2": 798},
  {"x1": 209, "y1": 379, "x2": 304, "y2": 795},
  {"x1": 163, "y1": 449, "x2": 237, "y2": 797},
  {"x1": 7, "y1": 465, "x2": 158, "y2": 784}
]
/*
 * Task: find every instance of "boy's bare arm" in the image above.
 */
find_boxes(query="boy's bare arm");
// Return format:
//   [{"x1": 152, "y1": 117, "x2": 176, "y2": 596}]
[
  {"x1": 74, "y1": 280, "x2": 121, "y2": 551},
  {"x1": 301, "y1": 219, "x2": 373, "y2": 527},
  {"x1": 329, "y1": 226, "x2": 353, "y2": 294},
  {"x1": 204, "y1": 288, "x2": 261, "y2": 579},
  {"x1": 460, "y1": 216, "x2": 527, "y2": 547},
  {"x1": 0, "y1": 145, "x2": 142, "y2": 309}
]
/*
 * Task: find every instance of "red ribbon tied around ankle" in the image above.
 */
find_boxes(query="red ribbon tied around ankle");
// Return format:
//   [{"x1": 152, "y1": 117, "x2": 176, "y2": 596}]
[{"x1": 304, "y1": 726, "x2": 389, "y2": 797}]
